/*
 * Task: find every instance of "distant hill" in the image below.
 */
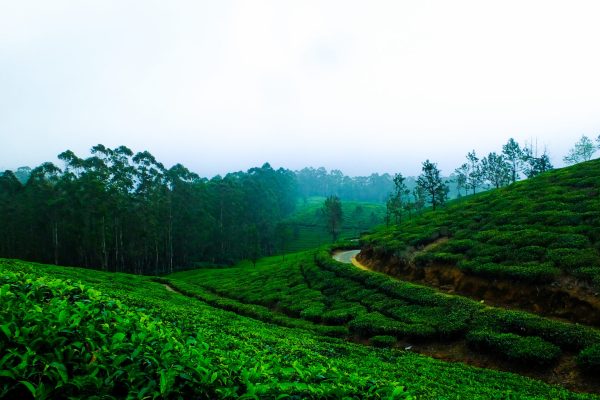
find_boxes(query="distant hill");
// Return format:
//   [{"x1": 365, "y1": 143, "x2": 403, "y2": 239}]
[{"x1": 280, "y1": 197, "x2": 386, "y2": 252}]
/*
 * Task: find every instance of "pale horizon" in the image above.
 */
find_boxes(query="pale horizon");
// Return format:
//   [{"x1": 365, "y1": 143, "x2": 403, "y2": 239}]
[{"x1": 1, "y1": 1, "x2": 599, "y2": 177}]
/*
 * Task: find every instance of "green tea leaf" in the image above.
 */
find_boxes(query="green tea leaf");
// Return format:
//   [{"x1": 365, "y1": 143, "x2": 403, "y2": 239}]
[
  {"x1": 0, "y1": 324, "x2": 11, "y2": 338},
  {"x1": 19, "y1": 381, "x2": 36, "y2": 397},
  {"x1": 160, "y1": 369, "x2": 168, "y2": 395},
  {"x1": 50, "y1": 362, "x2": 69, "y2": 383},
  {"x1": 0, "y1": 370, "x2": 15, "y2": 379},
  {"x1": 112, "y1": 332, "x2": 126, "y2": 343}
]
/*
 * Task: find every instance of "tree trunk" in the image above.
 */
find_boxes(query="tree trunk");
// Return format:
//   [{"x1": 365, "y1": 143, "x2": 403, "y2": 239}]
[{"x1": 53, "y1": 221, "x2": 59, "y2": 265}]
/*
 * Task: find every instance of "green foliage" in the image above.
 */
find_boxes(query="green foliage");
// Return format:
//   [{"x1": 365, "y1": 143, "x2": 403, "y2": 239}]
[
  {"x1": 0, "y1": 147, "x2": 299, "y2": 273},
  {"x1": 370, "y1": 335, "x2": 397, "y2": 348},
  {"x1": 416, "y1": 160, "x2": 448, "y2": 210},
  {"x1": 458, "y1": 260, "x2": 560, "y2": 283},
  {"x1": 0, "y1": 269, "x2": 222, "y2": 398},
  {"x1": 364, "y1": 159, "x2": 600, "y2": 287},
  {"x1": 466, "y1": 330, "x2": 561, "y2": 366},
  {"x1": 577, "y1": 345, "x2": 600, "y2": 373},
  {"x1": 473, "y1": 308, "x2": 600, "y2": 351},
  {"x1": 281, "y1": 197, "x2": 386, "y2": 252},
  {"x1": 322, "y1": 195, "x2": 343, "y2": 241},
  {"x1": 564, "y1": 135, "x2": 598, "y2": 165}
]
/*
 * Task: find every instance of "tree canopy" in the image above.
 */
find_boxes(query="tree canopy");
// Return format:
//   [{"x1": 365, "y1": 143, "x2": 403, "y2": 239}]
[{"x1": 0, "y1": 146, "x2": 297, "y2": 274}]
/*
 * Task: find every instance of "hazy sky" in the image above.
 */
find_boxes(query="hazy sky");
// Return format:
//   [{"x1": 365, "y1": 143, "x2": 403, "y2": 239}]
[{"x1": 1, "y1": 1, "x2": 599, "y2": 177}]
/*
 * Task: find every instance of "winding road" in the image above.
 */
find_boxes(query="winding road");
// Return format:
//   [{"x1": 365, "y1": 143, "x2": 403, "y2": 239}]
[{"x1": 332, "y1": 249, "x2": 369, "y2": 270}]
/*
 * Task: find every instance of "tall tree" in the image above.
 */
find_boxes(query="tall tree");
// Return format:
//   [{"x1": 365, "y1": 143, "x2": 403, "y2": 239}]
[
  {"x1": 386, "y1": 173, "x2": 408, "y2": 224},
  {"x1": 466, "y1": 151, "x2": 484, "y2": 194},
  {"x1": 522, "y1": 148, "x2": 553, "y2": 178},
  {"x1": 481, "y1": 152, "x2": 511, "y2": 189},
  {"x1": 563, "y1": 135, "x2": 597, "y2": 165},
  {"x1": 416, "y1": 160, "x2": 448, "y2": 210},
  {"x1": 454, "y1": 164, "x2": 469, "y2": 197},
  {"x1": 502, "y1": 138, "x2": 524, "y2": 184},
  {"x1": 322, "y1": 195, "x2": 343, "y2": 241}
]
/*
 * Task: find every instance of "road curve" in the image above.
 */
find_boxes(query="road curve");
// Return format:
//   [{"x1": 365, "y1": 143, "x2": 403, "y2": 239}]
[{"x1": 332, "y1": 249, "x2": 369, "y2": 271}]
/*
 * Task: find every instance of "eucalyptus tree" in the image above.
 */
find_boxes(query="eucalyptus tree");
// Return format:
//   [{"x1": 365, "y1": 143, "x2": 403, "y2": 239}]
[
  {"x1": 0, "y1": 171, "x2": 23, "y2": 258},
  {"x1": 417, "y1": 160, "x2": 448, "y2": 210},
  {"x1": 502, "y1": 138, "x2": 524, "y2": 183},
  {"x1": 386, "y1": 173, "x2": 408, "y2": 224},
  {"x1": 522, "y1": 148, "x2": 553, "y2": 178},
  {"x1": 563, "y1": 135, "x2": 597, "y2": 165},
  {"x1": 454, "y1": 164, "x2": 469, "y2": 197},
  {"x1": 322, "y1": 195, "x2": 343, "y2": 241},
  {"x1": 24, "y1": 163, "x2": 63, "y2": 264},
  {"x1": 481, "y1": 152, "x2": 511, "y2": 189}
]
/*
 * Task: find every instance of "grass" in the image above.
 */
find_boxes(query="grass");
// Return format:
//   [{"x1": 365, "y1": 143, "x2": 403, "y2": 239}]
[{"x1": 2, "y1": 257, "x2": 598, "y2": 399}]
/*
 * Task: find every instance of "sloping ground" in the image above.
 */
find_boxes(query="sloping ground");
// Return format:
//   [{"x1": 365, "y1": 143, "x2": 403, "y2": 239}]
[
  {"x1": 167, "y1": 250, "x2": 600, "y2": 394},
  {"x1": 3, "y1": 259, "x2": 596, "y2": 399},
  {"x1": 361, "y1": 160, "x2": 600, "y2": 325},
  {"x1": 282, "y1": 197, "x2": 386, "y2": 252}
]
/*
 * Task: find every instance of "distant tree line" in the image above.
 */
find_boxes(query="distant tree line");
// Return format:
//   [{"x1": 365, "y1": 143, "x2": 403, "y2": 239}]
[
  {"x1": 294, "y1": 167, "x2": 462, "y2": 203},
  {"x1": 452, "y1": 138, "x2": 554, "y2": 197},
  {"x1": 0, "y1": 145, "x2": 296, "y2": 274},
  {"x1": 384, "y1": 137, "x2": 563, "y2": 224},
  {"x1": 295, "y1": 168, "x2": 397, "y2": 203}
]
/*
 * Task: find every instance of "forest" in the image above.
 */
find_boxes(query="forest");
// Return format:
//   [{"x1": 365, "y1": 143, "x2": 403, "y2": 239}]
[{"x1": 0, "y1": 145, "x2": 296, "y2": 274}]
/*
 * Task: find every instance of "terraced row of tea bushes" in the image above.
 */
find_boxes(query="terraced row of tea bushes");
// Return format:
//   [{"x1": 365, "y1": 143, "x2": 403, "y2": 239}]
[
  {"x1": 154, "y1": 277, "x2": 348, "y2": 337},
  {"x1": 171, "y1": 251, "x2": 473, "y2": 342},
  {"x1": 362, "y1": 160, "x2": 600, "y2": 287},
  {"x1": 302, "y1": 259, "x2": 471, "y2": 340},
  {"x1": 0, "y1": 259, "x2": 415, "y2": 399},
  {"x1": 315, "y1": 250, "x2": 600, "y2": 370},
  {"x1": 168, "y1": 252, "x2": 332, "y2": 320},
  {"x1": 466, "y1": 330, "x2": 561, "y2": 366},
  {"x1": 174, "y1": 249, "x2": 594, "y2": 367}
]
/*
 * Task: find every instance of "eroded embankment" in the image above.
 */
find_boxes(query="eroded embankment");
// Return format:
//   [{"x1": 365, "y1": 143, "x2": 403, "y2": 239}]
[{"x1": 357, "y1": 245, "x2": 600, "y2": 327}]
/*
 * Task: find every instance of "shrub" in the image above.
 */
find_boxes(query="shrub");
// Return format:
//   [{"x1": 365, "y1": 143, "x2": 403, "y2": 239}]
[
  {"x1": 466, "y1": 330, "x2": 561, "y2": 366},
  {"x1": 475, "y1": 308, "x2": 600, "y2": 351},
  {"x1": 370, "y1": 335, "x2": 397, "y2": 348},
  {"x1": 548, "y1": 248, "x2": 600, "y2": 271},
  {"x1": 509, "y1": 246, "x2": 547, "y2": 263},
  {"x1": 577, "y1": 344, "x2": 600, "y2": 373},
  {"x1": 458, "y1": 261, "x2": 559, "y2": 283},
  {"x1": 550, "y1": 234, "x2": 590, "y2": 249}
]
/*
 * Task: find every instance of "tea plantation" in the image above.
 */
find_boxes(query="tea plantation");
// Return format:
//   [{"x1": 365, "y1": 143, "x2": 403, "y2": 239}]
[
  {"x1": 362, "y1": 159, "x2": 600, "y2": 288},
  {"x1": 167, "y1": 248, "x2": 600, "y2": 384},
  {"x1": 2, "y1": 257, "x2": 598, "y2": 398},
  {"x1": 3, "y1": 160, "x2": 600, "y2": 398}
]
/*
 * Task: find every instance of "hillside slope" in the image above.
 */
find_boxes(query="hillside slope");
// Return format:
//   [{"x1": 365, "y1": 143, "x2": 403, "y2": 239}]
[
  {"x1": 2, "y1": 257, "x2": 598, "y2": 398},
  {"x1": 166, "y1": 249, "x2": 600, "y2": 394},
  {"x1": 360, "y1": 159, "x2": 600, "y2": 325}
]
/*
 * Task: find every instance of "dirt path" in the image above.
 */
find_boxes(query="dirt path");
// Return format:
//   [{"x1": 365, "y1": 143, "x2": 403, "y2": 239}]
[{"x1": 163, "y1": 283, "x2": 177, "y2": 293}]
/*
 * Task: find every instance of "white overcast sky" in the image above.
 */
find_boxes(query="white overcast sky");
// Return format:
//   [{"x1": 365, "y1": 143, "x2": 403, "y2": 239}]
[{"x1": 1, "y1": 0, "x2": 599, "y2": 177}]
